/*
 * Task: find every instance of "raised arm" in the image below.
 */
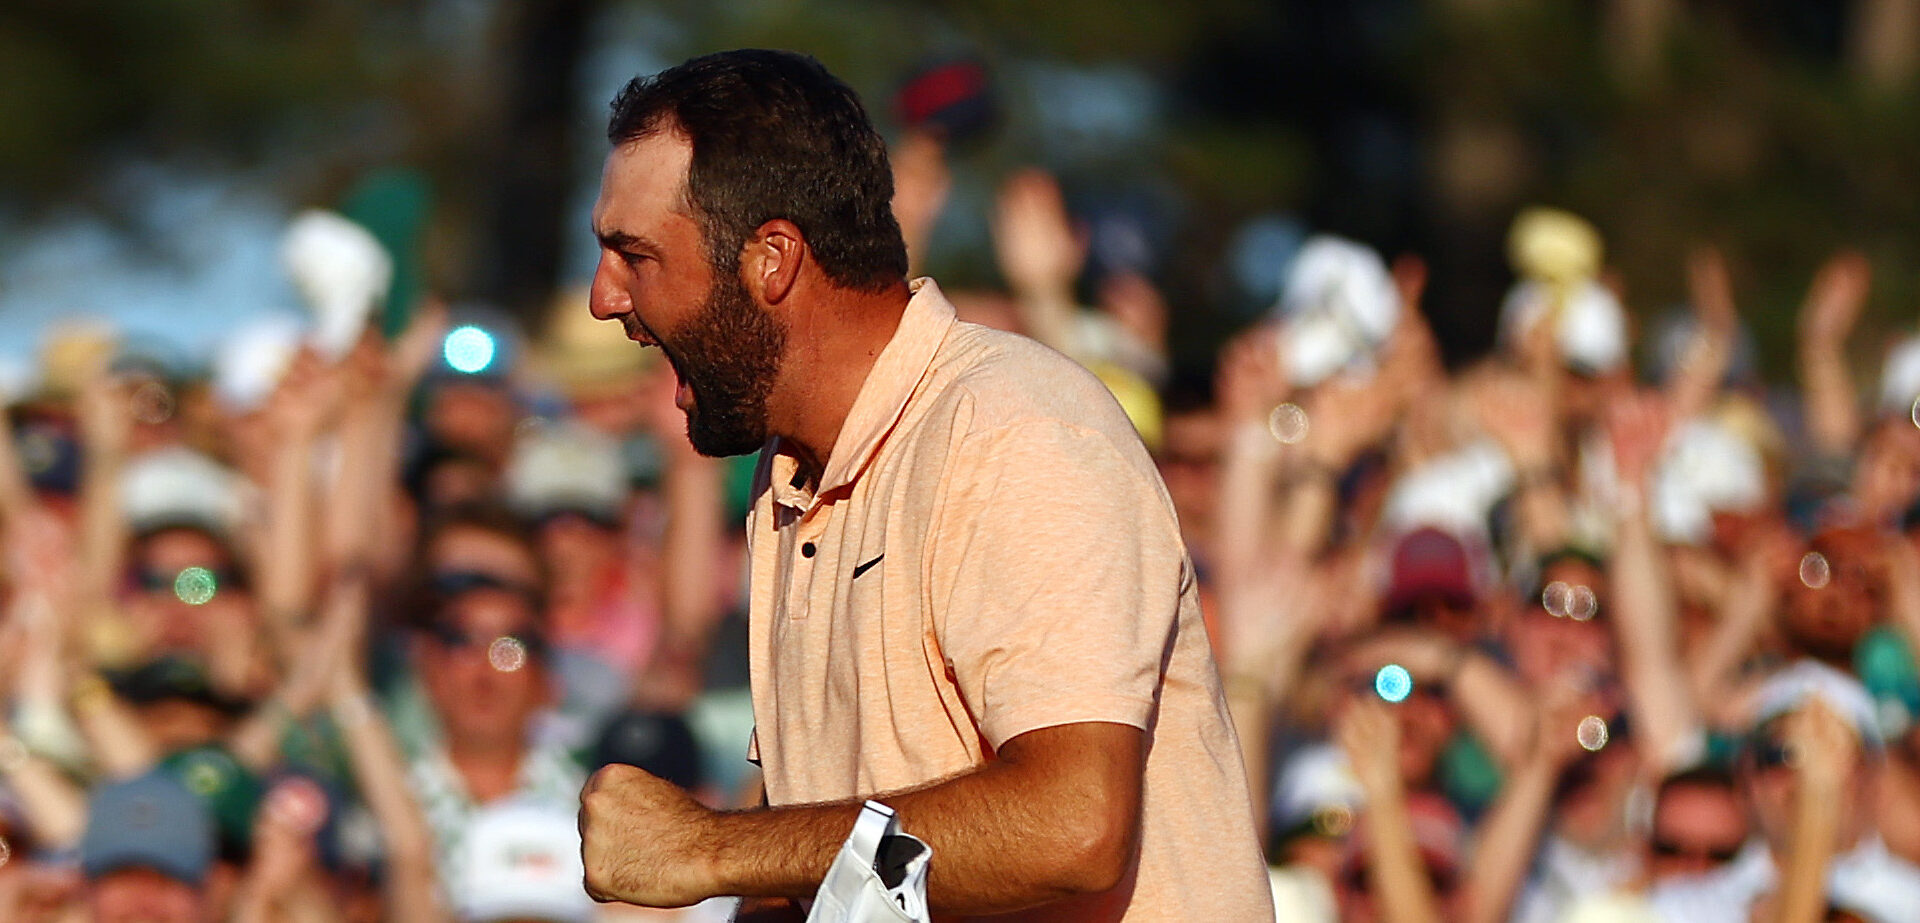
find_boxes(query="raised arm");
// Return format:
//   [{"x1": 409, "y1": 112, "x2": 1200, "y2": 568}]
[
  {"x1": 321, "y1": 573, "x2": 449, "y2": 923},
  {"x1": 1766, "y1": 699, "x2": 1858, "y2": 923},
  {"x1": 1463, "y1": 683, "x2": 1597, "y2": 923},
  {"x1": 1665, "y1": 247, "x2": 1739, "y2": 424},
  {"x1": 1278, "y1": 368, "x2": 1403, "y2": 557},
  {"x1": 324, "y1": 303, "x2": 446, "y2": 587},
  {"x1": 254, "y1": 350, "x2": 346, "y2": 652},
  {"x1": 1216, "y1": 550, "x2": 1336, "y2": 838},
  {"x1": 1796, "y1": 252, "x2": 1870, "y2": 458},
  {"x1": 1211, "y1": 326, "x2": 1293, "y2": 595},
  {"x1": 634, "y1": 363, "x2": 728, "y2": 712},
  {"x1": 582, "y1": 720, "x2": 1143, "y2": 914},
  {"x1": 992, "y1": 168, "x2": 1084, "y2": 352},
  {"x1": 1606, "y1": 393, "x2": 1704, "y2": 772},
  {"x1": 1339, "y1": 699, "x2": 1444, "y2": 923},
  {"x1": 1471, "y1": 369, "x2": 1569, "y2": 551},
  {"x1": 890, "y1": 129, "x2": 950, "y2": 278}
]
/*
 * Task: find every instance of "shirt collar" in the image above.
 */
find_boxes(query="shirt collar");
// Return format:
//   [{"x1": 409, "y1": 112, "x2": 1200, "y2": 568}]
[{"x1": 769, "y1": 278, "x2": 956, "y2": 510}]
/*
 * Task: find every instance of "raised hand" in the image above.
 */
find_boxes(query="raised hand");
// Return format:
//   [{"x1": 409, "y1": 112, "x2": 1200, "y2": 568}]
[
  {"x1": 263, "y1": 348, "x2": 349, "y2": 445},
  {"x1": 1470, "y1": 370, "x2": 1557, "y2": 471},
  {"x1": 74, "y1": 370, "x2": 135, "y2": 461},
  {"x1": 1336, "y1": 696, "x2": 1404, "y2": 793},
  {"x1": 1303, "y1": 370, "x2": 1403, "y2": 470},
  {"x1": 1096, "y1": 271, "x2": 1170, "y2": 359},
  {"x1": 891, "y1": 130, "x2": 951, "y2": 275},
  {"x1": 1215, "y1": 326, "x2": 1290, "y2": 428},
  {"x1": 1217, "y1": 553, "x2": 1332, "y2": 696},
  {"x1": 1605, "y1": 389, "x2": 1671, "y2": 491},
  {"x1": 1686, "y1": 246, "x2": 1738, "y2": 338},
  {"x1": 991, "y1": 168, "x2": 1084, "y2": 302},
  {"x1": 1785, "y1": 696, "x2": 1861, "y2": 797},
  {"x1": 1799, "y1": 251, "x2": 1871, "y2": 348}
]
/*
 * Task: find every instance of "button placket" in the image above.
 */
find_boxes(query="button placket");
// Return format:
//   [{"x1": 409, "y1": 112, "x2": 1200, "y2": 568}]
[{"x1": 786, "y1": 503, "x2": 832, "y2": 620}]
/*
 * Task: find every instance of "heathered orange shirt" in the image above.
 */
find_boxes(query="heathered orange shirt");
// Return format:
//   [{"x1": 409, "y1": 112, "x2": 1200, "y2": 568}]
[{"x1": 745, "y1": 279, "x2": 1273, "y2": 921}]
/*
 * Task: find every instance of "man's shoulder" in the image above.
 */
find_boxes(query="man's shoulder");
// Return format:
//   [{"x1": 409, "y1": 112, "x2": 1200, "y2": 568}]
[{"x1": 920, "y1": 321, "x2": 1137, "y2": 443}]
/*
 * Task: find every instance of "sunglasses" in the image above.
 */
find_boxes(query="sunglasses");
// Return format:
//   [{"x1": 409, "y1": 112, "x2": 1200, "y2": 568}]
[
  {"x1": 430, "y1": 569, "x2": 540, "y2": 600},
  {"x1": 1649, "y1": 838, "x2": 1742, "y2": 864}
]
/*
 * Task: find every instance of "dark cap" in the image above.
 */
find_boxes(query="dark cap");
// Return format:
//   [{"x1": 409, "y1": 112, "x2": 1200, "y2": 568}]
[{"x1": 81, "y1": 772, "x2": 215, "y2": 885}]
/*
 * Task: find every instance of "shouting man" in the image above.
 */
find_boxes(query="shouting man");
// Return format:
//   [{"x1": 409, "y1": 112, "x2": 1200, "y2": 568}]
[{"x1": 579, "y1": 49, "x2": 1271, "y2": 920}]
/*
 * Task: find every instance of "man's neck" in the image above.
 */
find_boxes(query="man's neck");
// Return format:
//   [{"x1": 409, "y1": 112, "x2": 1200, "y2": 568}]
[{"x1": 768, "y1": 279, "x2": 913, "y2": 479}]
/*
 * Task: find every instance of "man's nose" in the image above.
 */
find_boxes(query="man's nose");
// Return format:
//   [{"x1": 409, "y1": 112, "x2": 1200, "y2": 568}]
[{"x1": 588, "y1": 253, "x2": 629, "y2": 322}]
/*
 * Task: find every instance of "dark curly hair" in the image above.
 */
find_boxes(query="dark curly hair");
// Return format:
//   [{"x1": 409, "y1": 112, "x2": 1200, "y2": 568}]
[{"x1": 607, "y1": 49, "x2": 908, "y2": 293}]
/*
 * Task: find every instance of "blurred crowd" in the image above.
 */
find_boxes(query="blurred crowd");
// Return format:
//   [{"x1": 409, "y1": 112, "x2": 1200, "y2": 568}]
[{"x1": 6, "y1": 124, "x2": 1920, "y2": 923}]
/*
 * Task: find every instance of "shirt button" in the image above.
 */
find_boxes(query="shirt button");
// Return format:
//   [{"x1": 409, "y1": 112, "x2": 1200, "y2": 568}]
[{"x1": 801, "y1": 542, "x2": 816, "y2": 558}]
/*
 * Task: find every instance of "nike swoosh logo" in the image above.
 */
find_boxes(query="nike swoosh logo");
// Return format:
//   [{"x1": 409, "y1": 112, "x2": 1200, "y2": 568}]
[{"x1": 853, "y1": 554, "x2": 885, "y2": 579}]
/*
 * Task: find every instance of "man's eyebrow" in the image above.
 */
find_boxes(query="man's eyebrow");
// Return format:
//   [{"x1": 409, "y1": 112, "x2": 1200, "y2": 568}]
[{"x1": 594, "y1": 228, "x2": 654, "y2": 254}]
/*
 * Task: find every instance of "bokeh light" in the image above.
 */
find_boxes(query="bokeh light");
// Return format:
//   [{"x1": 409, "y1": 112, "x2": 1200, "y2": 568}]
[
  {"x1": 131, "y1": 379, "x2": 175, "y2": 425},
  {"x1": 174, "y1": 566, "x2": 217, "y2": 606},
  {"x1": 1375, "y1": 664, "x2": 1413, "y2": 703},
  {"x1": 1577, "y1": 715, "x2": 1610, "y2": 751},
  {"x1": 1312, "y1": 805, "x2": 1354, "y2": 837},
  {"x1": 1566, "y1": 585, "x2": 1598, "y2": 621},
  {"x1": 1543, "y1": 581, "x2": 1570, "y2": 617},
  {"x1": 443, "y1": 325, "x2": 496, "y2": 374},
  {"x1": 487, "y1": 635, "x2": 528, "y2": 673},
  {"x1": 1800, "y1": 552, "x2": 1832, "y2": 590},
  {"x1": 184, "y1": 761, "x2": 225, "y2": 796},
  {"x1": 1267, "y1": 403, "x2": 1309, "y2": 445}
]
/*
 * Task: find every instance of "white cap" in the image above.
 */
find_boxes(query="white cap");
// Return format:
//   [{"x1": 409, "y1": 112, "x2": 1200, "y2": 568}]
[
  {"x1": 1879, "y1": 336, "x2": 1920, "y2": 417},
  {"x1": 457, "y1": 801, "x2": 593, "y2": 923},
  {"x1": 1500, "y1": 279, "x2": 1627, "y2": 375},
  {"x1": 121, "y1": 447, "x2": 244, "y2": 539},
  {"x1": 212, "y1": 314, "x2": 304, "y2": 413},
  {"x1": 1275, "y1": 235, "x2": 1399, "y2": 386},
  {"x1": 505, "y1": 423, "x2": 626, "y2": 524},
  {"x1": 1380, "y1": 440, "x2": 1516, "y2": 540},
  {"x1": 282, "y1": 210, "x2": 390, "y2": 361},
  {"x1": 1271, "y1": 743, "x2": 1365, "y2": 833},
  {"x1": 1752, "y1": 659, "x2": 1885, "y2": 747},
  {"x1": 1651, "y1": 418, "x2": 1766, "y2": 545}
]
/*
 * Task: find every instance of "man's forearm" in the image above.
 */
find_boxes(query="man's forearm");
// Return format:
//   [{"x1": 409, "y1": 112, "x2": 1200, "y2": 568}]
[
  {"x1": 714, "y1": 743, "x2": 1137, "y2": 911},
  {"x1": 584, "y1": 722, "x2": 1144, "y2": 914}
]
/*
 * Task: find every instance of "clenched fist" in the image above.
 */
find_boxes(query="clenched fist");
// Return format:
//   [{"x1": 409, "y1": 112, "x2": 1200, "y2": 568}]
[{"x1": 579, "y1": 763, "x2": 722, "y2": 907}]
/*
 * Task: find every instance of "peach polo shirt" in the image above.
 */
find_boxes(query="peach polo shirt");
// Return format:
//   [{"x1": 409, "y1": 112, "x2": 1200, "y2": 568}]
[{"x1": 745, "y1": 279, "x2": 1272, "y2": 920}]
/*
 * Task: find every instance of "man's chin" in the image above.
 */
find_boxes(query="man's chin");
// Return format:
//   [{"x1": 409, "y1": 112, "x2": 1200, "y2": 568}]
[{"x1": 686, "y1": 415, "x2": 765, "y2": 458}]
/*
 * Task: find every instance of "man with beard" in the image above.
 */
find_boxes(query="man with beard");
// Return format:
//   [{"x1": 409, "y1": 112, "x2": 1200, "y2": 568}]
[{"x1": 576, "y1": 50, "x2": 1271, "y2": 920}]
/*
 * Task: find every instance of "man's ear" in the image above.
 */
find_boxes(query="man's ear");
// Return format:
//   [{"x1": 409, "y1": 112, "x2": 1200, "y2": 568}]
[{"x1": 744, "y1": 219, "x2": 805, "y2": 304}]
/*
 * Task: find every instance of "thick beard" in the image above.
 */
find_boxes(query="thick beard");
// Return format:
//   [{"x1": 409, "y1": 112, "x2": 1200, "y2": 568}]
[{"x1": 672, "y1": 270, "x2": 786, "y2": 458}]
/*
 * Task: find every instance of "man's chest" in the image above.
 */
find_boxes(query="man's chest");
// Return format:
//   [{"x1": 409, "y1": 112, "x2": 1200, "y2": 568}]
[{"x1": 745, "y1": 441, "x2": 990, "y2": 799}]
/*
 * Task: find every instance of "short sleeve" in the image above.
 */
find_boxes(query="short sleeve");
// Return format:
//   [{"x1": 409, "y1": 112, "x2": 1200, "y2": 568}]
[{"x1": 928, "y1": 419, "x2": 1187, "y2": 749}]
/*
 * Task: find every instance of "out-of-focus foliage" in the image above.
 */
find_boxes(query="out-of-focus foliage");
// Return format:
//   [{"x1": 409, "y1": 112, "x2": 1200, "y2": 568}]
[{"x1": 4, "y1": 0, "x2": 1919, "y2": 380}]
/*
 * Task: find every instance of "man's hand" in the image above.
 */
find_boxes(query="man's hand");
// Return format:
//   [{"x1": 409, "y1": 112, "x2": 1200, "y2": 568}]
[
  {"x1": 1799, "y1": 251, "x2": 1870, "y2": 348},
  {"x1": 1784, "y1": 697, "x2": 1861, "y2": 799},
  {"x1": 1605, "y1": 389, "x2": 1671, "y2": 492},
  {"x1": 580, "y1": 763, "x2": 721, "y2": 907}
]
